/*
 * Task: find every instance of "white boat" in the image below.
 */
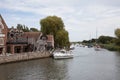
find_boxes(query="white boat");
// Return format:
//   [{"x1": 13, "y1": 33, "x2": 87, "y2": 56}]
[{"x1": 53, "y1": 49, "x2": 73, "y2": 59}]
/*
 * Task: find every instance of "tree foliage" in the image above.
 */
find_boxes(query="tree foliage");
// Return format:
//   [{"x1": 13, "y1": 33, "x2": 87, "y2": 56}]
[
  {"x1": 17, "y1": 24, "x2": 29, "y2": 32},
  {"x1": 98, "y1": 36, "x2": 115, "y2": 44},
  {"x1": 82, "y1": 36, "x2": 115, "y2": 45},
  {"x1": 40, "y1": 16, "x2": 64, "y2": 35},
  {"x1": 16, "y1": 24, "x2": 39, "y2": 32},
  {"x1": 56, "y1": 29, "x2": 69, "y2": 47},
  {"x1": 115, "y1": 39, "x2": 120, "y2": 46},
  {"x1": 82, "y1": 38, "x2": 96, "y2": 43},
  {"x1": 115, "y1": 28, "x2": 120, "y2": 39},
  {"x1": 30, "y1": 28, "x2": 39, "y2": 32},
  {"x1": 115, "y1": 28, "x2": 120, "y2": 46},
  {"x1": 40, "y1": 16, "x2": 70, "y2": 48}
]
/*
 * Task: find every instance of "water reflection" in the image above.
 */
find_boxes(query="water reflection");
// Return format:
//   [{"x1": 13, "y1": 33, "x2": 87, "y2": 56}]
[
  {"x1": 0, "y1": 47, "x2": 120, "y2": 80},
  {"x1": 0, "y1": 58, "x2": 72, "y2": 80}
]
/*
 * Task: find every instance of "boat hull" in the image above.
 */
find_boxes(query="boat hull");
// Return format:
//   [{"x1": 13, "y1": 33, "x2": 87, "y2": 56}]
[
  {"x1": 53, "y1": 49, "x2": 73, "y2": 59},
  {"x1": 53, "y1": 54, "x2": 73, "y2": 59}
]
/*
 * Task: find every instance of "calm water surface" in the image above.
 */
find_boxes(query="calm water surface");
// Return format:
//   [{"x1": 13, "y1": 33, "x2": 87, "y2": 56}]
[{"x1": 0, "y1": 47, "x2": 120, "y2": 80}]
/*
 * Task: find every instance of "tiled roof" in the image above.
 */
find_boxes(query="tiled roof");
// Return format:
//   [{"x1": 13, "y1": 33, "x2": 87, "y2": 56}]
[{"x1": 23, "y1": 32, "x2": 41, "y2": 40}]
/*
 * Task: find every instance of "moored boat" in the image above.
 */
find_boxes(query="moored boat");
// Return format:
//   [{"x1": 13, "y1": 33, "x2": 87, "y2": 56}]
[{"x1": 53, "y1": 49, "x2": 73, "y2": 59}]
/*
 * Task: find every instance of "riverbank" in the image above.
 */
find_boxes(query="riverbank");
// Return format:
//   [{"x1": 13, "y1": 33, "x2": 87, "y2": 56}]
[
  {"x1": 0, "y1": 51, "x2": 52, "y2": 64},
  {"x1": 100, "y1": 44, "x2": 120, "y2": 52}
]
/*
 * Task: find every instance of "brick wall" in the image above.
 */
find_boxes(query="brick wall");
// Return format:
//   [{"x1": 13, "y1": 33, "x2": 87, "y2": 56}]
[{"x1": 0, "y1": 14, "x2": 8, "y2": 54}]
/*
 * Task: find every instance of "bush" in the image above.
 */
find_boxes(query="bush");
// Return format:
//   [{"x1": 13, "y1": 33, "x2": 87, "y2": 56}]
[
  {"x1": 101, "y1": 44, "x2": 120, "y2": 51},
  {"x1": 115, "y1": 39, "x2": 120, "y2": 46}
]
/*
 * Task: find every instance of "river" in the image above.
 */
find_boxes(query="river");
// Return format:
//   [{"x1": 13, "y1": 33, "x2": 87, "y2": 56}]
[{"x1": 0, "y1": 47, "x2": 120, "y2": 80}]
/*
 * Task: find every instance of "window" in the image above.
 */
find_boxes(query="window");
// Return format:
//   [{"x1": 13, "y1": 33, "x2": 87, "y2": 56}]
[{"x1": 0, "y1": 38, "x2": 4, "y2": 45}]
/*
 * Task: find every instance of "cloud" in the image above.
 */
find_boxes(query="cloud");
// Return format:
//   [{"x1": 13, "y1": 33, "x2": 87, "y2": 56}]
[{"x1": 0, "y1": 0, "x2": 120, "y2": 41}]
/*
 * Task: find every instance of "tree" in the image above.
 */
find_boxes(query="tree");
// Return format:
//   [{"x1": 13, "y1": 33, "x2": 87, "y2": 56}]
[
  {"x1": 115, "y1": 28, "x2": 120, "y2": 39},
  {"x1": 91, "y1": 38, "x2": 96, "y2": 43},
  {"x1": 115, "y1": 28, "x2": 120, "y2": 46},
  {"x1": 23, "y1": 25, "x2": 29, "y2": 32},
  {"x1": 40, "y1": 16, "x2": 70, "y2": 48},
  {"x1": 30, "y1": 28, "x2": 39, "y2": 32},
  {"x1": 98, "y1": 36, "x2": 115, "y2": 44},
  {"x1": 17, "y1": 24, "x2": 22, "y2": 30},
  {"x1": 16, "y1": 24, "x2": 30, "y2": 32},
  {"x1": 40, "y1": 16, "x2": 64, "y2": 35},
  {"x1": 56, "y1": 29, "x2": 69, "y2": 48}
]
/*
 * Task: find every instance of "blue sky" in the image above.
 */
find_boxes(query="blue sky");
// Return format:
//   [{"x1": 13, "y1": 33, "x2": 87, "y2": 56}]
[{"x1": 0, "y1": 0, "x2": 120, "y2": 41}]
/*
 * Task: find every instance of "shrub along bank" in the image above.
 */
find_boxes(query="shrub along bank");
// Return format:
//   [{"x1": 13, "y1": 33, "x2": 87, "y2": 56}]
[{"x1": 100, "y1": 44, "x2": 120, "y2": 52}]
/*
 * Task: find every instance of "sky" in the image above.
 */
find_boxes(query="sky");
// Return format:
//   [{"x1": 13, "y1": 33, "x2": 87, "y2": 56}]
[{"x1": 0, "y1": 0, "x2": 120, "y2": 41}]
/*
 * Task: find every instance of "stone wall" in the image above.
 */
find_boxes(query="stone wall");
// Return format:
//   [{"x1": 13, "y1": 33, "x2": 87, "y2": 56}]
[{"x1": 0, "y1": 51, "x2": 52, "y2": 64}]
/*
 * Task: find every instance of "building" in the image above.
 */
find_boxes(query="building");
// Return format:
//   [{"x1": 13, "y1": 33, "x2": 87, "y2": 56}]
[
  {"x1": 0, "y1": 14, "x2": 54, "y2": 54},
  {"x1": 7, "y1": 29, "x2": 54, "y2": 54},
  {"x1": 7, "y1": 28, "x2": 29, "y2": 54},
  {"x1": 0, "y1": 14, "x2": 8, "y2": 55}
]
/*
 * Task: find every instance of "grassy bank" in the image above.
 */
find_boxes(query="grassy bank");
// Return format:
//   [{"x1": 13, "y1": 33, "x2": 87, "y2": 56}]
[{"x1": 100, "y1": 44, "x2": 120, "y2": 52}]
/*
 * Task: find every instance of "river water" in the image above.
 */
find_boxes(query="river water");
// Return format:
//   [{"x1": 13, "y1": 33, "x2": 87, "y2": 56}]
[{"x1": 0, "y1": 47, "x2": 120, "y2": 80}]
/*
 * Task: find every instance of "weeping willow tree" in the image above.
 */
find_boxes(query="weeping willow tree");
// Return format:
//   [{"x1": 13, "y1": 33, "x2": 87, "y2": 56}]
[
  {"x1": 40, "y1": 16, "x2": 70, "y2": 48},
  {"x1": 115, "y1": 28, "x2": 120, "y2": 39},
  {"x1": 115, "y1": 28, "x2": 120, "y2": 46}
]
